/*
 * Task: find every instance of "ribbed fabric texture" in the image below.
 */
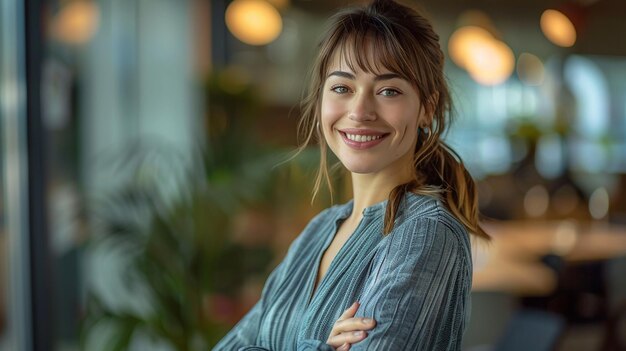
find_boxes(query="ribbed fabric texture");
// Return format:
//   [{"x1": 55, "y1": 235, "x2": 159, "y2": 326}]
[{"x1": 212, "y1": 192, "x2": 473, "y2": 351}]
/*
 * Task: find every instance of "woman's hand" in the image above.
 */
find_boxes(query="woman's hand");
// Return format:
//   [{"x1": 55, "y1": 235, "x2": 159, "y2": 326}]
[{"x1": 326, "y1": 301, "x2": 377, "y2": 351}]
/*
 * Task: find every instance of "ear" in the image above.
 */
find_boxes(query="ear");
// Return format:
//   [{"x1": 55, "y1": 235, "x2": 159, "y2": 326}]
[
  {"x1": 419, "y1": 92, "x2": 438, "y2": 127},
  {"x1": 426, "y1": 91, "x2": 439, "y2": 116}
]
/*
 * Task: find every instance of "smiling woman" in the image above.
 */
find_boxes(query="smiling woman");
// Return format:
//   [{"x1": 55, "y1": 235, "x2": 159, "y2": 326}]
[{"x1": 212, "y1": 0, "x2": 489, "y2": 350}]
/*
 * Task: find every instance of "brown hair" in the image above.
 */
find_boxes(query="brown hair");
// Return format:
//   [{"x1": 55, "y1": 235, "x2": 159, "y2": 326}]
[{"x1": 287, "y1": 0, "x2": 489, "y2": 240}]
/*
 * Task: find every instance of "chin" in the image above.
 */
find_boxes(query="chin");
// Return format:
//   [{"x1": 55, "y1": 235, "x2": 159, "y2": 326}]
[{"x1": 340, "y1": 160, "x2": 381, "y2": 174}]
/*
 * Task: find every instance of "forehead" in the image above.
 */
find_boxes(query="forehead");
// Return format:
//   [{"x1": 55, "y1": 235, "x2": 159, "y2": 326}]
[{"x1": 325, "y1": 34, "x2": 406, "y2": 77}]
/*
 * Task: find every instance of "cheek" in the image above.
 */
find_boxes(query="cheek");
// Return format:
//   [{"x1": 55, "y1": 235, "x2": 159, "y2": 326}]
[
  {"x1": 389, "y1": 109, "x2": 418, "y2": 136},
  {"x1": 320, "y1": 96, "x2": 345, "y2": 129},
  {"x1": 389, "y1": 110, "x2": 419, "y2": 152},
  {"x1": 405, "y1": 129, "x2": 419, "y2": 149}
]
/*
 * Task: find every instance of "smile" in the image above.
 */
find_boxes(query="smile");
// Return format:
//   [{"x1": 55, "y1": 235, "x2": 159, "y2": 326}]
[
  {"x1": 344, "y1": 133, "x2": 383, "y2": 142},
  {"x1": 339, "y1": 131, "x2": 389, "y2": 150}
]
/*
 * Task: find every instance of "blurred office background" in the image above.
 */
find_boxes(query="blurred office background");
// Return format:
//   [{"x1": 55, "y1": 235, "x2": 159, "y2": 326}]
[{"x1": 1, "y1": 0, "x2": 626, "y2": 350}]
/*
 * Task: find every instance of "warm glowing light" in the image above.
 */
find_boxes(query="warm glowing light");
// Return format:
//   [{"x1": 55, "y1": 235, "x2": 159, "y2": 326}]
[
  {"x1": 464, "y1": 39, "x2": 514, "y2": 85},
  {"x1": 448, "y1": 26, "x2": 493, "y2": 69},
  {"x1": 517, "y1": 52, "x2": 545, "y2": 86},
  {"x1": 226, "y1": 0, "x2": 283, "y2": 46},
  {"x1": 541, "y1": 9, "x2": 576, "y2": 47},
  {"x1": 50, "y1": 1, "x2": 100, "y2": 44},
  {"x1": 449, "y1": 26, "x2": 514, "y2": 85}
]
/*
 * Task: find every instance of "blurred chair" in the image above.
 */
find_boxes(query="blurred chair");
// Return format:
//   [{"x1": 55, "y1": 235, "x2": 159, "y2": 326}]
[
  {"x1": 600, "y1": 299, "x2": 626, "y2": 351},
  {"x1": 492, "y1": 309, "x2": 566, "y2": 351},
  {"x1": 462, "y1": 292, "x2": 517, "y2": 350},
  {"x1": 465, "y1": 308, "x2": 566, "y2": 351},
  {"x1": 602, "y1": 208, "x2": 626, "y2": 350}
]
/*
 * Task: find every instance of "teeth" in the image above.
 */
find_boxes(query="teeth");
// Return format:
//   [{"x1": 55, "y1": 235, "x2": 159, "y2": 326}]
[{"x1": 345, "y1": 133, "x2": 383, "y2": 142}]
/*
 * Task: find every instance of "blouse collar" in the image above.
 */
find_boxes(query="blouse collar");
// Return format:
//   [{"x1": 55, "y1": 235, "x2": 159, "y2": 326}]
[{"x1": 335, "y1": 191, "x2": 419, "y2": 220}]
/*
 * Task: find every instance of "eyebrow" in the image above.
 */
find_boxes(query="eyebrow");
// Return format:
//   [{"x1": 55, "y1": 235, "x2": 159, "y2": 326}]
[{"x1": 327, "y1": 71, "x2": 403, "y2": 82}]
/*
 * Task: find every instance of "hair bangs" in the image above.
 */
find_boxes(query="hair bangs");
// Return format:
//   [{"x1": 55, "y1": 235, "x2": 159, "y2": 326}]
[{"x1": 327, "y1": 17, "x2": 415, "y2": 83}]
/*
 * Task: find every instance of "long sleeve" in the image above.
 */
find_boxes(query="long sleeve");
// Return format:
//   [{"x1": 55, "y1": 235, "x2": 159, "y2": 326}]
[
  {"x1": 349, "y1": 216, "x2": 472, "y2": 351},
  {"x1": 220, "y1": 280, "x2": 337, "y2": 351}
]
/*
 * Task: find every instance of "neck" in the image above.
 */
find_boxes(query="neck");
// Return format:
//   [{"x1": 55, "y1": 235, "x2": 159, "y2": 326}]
[{"x1": 348, "y1": 156, "x2": 414, "y2": 221}]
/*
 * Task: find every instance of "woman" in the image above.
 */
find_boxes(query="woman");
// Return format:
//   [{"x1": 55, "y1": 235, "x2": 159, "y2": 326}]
[{"x1": 213, "y1": 0, "x2": 489, "y2": 350}]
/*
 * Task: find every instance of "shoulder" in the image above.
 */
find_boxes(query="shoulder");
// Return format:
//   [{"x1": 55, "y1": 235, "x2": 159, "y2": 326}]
[
  {"x1": 402, "y1": 192, "x2": 469, "y2": 241},
  {"x1": 365, "y1": 195, "x2": 473, "y2": 295},
  {"x1": 388, "y1": 192, "x2": 472, "y2": 267}
]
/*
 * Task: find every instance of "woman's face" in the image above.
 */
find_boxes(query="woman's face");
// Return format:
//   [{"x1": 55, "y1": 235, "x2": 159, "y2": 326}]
[{"x1": 320, "y1": 51, "x2": 429, "y2": 176}]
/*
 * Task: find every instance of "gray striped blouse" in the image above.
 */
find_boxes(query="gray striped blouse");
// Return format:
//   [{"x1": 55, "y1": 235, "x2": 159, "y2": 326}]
[{"x1": 212, "y1": 192, "x2": 472, "y2": 350}]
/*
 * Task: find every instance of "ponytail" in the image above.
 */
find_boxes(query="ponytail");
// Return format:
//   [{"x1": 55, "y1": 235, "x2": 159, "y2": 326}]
[{"x1": 382, "y1": 125, "x2": 489, "y2": 239}]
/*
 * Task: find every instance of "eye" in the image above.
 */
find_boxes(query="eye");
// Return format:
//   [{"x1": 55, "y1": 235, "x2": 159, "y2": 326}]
[
  {"x1": 330, "y1": 85, "x2": 350, "y2": 94},
  {"x1": 379, "y1": 88, "x2": 401, "y2": 97}
]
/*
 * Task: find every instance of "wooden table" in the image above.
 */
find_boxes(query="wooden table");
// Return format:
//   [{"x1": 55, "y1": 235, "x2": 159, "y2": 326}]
[{"x1": 471, "y1": 220, "x2": 626, "y2": 296}]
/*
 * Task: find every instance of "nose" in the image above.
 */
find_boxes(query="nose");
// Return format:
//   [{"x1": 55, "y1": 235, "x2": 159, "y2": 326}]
[{"x1": 349, "y1": 92, "x2": 376, "y2": 121}]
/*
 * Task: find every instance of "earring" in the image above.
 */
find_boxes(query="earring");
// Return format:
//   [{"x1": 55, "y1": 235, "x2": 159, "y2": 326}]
[{"x1": 316, "y1": 121, "x2": 320, "y2": 130}]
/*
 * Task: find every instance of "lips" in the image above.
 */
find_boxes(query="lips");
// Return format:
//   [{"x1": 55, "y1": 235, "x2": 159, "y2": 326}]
[{"x1": 338, "y1": 129, "x2": 389, "y2": 150}]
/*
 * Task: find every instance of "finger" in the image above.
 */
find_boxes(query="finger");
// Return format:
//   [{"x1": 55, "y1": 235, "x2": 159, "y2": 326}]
[
  {"x1": 327, "y1": 324, "x2": 366, "y2": 347},
  {"x1": 338, "y1": 301, "x2": 359, "y2": 321},
  {"x1": 328, "y1": 330, "x2": 368, "y2": 345},
  {"x1": 337, "y1": 343, "x2": 350, "y2": 351},
  {"x1": 334, "y1": 316, "x2": 377, "y2": 333}
]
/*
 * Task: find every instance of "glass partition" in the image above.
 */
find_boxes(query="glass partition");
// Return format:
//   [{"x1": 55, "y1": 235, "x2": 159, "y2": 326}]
[{"x1": 1, "y1": 0, "x2": 32, "y2": 350}]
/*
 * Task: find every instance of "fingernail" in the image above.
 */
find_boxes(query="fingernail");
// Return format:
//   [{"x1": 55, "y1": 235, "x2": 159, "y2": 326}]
[
  {"x1": 353, "y1": 331, "x2": 363, "y2": 336},
  {"x1": 362, "y1": 318, "x2": 373, "y2": 323}
]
